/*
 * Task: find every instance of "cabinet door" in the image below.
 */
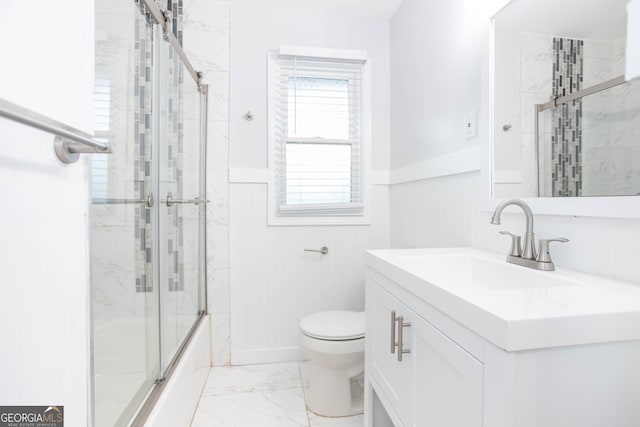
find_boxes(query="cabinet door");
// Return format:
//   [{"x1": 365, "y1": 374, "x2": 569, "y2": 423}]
[
  {"x1": 411, "y1": 317, "x2": 484, "y2": 427},
  {"x1": 366, "y1": 280, "x2": 413, "y2": 423}
]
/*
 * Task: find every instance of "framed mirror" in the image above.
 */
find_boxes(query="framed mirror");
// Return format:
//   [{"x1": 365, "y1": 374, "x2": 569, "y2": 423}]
[{"x1": 487, "y1": 0, "x2": 640, "y2": 217}]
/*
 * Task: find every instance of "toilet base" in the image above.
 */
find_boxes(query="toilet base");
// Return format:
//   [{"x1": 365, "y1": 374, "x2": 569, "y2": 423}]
[{"x1": 305, "y1": 364, "x2": 364, "y2": 417}]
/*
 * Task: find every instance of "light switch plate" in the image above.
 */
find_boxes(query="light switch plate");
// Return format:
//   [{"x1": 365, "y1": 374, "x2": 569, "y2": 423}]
[{"x1": 464, "y1": 109, "x2": 477, "y2": 139}]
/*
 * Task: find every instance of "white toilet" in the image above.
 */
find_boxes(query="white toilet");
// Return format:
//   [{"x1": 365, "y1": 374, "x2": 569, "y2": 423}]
[{"x1": 299, "y1": 310, "x2": 365, "y2": 417}]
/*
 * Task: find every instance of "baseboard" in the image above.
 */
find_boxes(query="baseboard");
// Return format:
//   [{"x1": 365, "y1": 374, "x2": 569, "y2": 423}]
[
  {"x1": 231, "y1": 346, "x2": 305, "y2": 366},
  {"x1": 143, "y1": 316, "x2": 211, "y2": 427}
]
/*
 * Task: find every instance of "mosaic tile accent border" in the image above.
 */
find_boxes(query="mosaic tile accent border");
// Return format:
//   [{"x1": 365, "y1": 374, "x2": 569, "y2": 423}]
[
  {"x1": 167, "y1": 0, "x2": 184, "y2": 45},
  {"x1": 166, "y1": 37, "x2": 185, "y2": 293},
  {"x1": 134, "y1": 1, "x2": 155, "y2": 293},
  {"x1": 133, "y1": 0, "x2": 185, "y2": 293},
  {"x1": 551, "y1": 37, "x2": 584, "y2": 197}
]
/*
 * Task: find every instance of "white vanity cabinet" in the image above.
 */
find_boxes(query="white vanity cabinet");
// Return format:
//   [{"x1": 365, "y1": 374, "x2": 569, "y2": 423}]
[
  {"x1": 367, "y1": 279, "x2": 483, "y2": 427},
  {"x1": 364, "y1": 248, "x2": 640, "y2": 427},
  {"x1": 366, "y1": 280, "x2": 413, "y2": 424}
]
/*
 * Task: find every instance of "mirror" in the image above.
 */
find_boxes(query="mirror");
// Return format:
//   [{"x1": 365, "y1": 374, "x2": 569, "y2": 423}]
[{"x1": 491, "y1": 0, "x2": 640, "y2": 199}]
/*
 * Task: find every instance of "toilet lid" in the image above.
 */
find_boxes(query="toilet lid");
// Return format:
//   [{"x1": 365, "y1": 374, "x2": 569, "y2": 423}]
[{"x1": 300, "y1": 311, "x2": 365, "y2": 341}]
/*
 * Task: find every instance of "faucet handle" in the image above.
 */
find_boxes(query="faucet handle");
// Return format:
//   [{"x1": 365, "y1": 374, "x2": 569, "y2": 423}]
[
  {"x1": 536, "y1": 238, "x2": 569, "y2": 263},
  {"x1": 499, "y1": 231, "x2": 522, "y2": 257}
]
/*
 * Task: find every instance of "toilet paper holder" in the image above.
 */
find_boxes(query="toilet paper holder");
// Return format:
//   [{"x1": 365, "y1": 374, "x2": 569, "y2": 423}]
[{"x1": 304, "y1": 247, "x2": 329, "y2": 255}]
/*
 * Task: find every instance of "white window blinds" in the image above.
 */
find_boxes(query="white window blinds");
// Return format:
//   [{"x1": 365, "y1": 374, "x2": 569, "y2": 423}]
[
  {"x1": 271, "y1": 53, "x2": 365, "y2": 217},
  {"x1": 92, "y1": 75, "x2": 110, "y2": 200}
]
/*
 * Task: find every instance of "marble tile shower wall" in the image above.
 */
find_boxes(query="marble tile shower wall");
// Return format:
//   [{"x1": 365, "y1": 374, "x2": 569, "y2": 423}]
[
  {"x1": 517, "y1": 33, "x2": 553, "y2": 198},
  {"x1": 182, "y1": 0, "x2": 231, "y2": 366},
  {"x1": 581, "y1": 38, "x2": 640, "y2": 196}
]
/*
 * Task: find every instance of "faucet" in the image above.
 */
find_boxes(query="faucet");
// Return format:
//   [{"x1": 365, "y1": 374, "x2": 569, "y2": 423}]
[
  {"x1": 490, "y1": 199, "x2": 568, "y2": 271},
  {"x1": 490, "y1": 199, "x2": 537, "y2": 260}
]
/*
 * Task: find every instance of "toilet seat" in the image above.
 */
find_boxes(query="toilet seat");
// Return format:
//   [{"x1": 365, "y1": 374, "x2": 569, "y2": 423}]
[{"x1": 300, "y1": 310, "x2": 364, "y2": 341}]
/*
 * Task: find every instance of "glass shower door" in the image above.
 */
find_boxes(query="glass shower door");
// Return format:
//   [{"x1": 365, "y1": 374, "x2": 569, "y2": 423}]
[
  {"x1": 92, "y1": 1, "x2": 160, "y2": 426},
  {"x1": 92, "y1": 1, "x2": 207, "y2": 425},
  {"x1": 157, "y1": 40, "x2": 206, "y2": 373}
]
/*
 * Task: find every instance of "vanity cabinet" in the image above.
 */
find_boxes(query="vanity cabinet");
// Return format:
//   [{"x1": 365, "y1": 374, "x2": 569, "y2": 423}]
[
  {"x1": 367, "y1": 278, "x2": 483, "y2": 427},
  {"x1": 364, "y1": 252, "x2": 640, "y2": 427}
]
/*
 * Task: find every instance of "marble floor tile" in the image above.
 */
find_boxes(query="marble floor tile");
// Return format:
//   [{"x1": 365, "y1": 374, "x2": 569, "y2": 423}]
[
  {"x1": 191, "y1": 362, "x2": 364, "y2": 427},
  {"x1": 308, "y1": 413, "x2": 364, "y2": 427},
  {"x1": 191, "y1": 387, "x2": 309, "y2": 427},
  {"x1": 299, "y1": 360, "x2": 311, "y2": 389},
  {"x1": 201, "y1": 362, "x2": 302, "y2": 396}
]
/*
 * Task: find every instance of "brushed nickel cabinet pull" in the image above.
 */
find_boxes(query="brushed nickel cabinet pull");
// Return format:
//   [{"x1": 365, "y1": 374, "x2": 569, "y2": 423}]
[
  {"x1": 391, "y1": 310, "x2": 397, "y2": 354},
  {"x1": 397, "y1": 315, "x2": 411, "y2": 362}
]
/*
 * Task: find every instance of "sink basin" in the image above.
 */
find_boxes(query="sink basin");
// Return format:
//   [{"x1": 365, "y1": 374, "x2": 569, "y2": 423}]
[
  {"x1": 365, "y1": 247, "x2": 640, "y2": 351},
  {"x1": 394, "y1": 254, "x2": 576, "y2": 290}
]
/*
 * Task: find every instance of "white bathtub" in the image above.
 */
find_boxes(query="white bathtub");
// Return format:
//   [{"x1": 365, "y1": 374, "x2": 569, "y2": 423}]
[{"x1": 93, "y1": 315, "x2": 210, "y2": 427}]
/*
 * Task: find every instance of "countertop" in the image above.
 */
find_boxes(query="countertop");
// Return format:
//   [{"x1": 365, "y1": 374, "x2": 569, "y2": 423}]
[{"x1": 366, "y1": 247, "x2": 640, "y2": 351}]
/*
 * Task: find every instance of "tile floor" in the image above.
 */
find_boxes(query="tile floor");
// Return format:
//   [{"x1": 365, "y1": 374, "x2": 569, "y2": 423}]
[{"x1": 190, "y1": 362, "x2": 364, "y2": 427}]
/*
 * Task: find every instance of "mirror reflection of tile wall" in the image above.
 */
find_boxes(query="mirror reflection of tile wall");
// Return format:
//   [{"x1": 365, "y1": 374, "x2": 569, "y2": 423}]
[{"x1": 493, "y1": 31, "x2": 640, "y2": 198}]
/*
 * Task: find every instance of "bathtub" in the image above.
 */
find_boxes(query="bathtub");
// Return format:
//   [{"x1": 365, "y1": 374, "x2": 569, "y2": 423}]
[{"x1": 93, "y1": 315, "x2": 210, "y2": 427}]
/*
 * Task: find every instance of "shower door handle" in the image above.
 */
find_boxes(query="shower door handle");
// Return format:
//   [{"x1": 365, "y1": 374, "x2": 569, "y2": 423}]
[
  {"x1": 164, "y1": 195, "x2": 210, "y2": 207},
  {"x1": 92, "y1": 198, "x2": 147, "y2": 205},
  {"x1": 91, "y1": 194, "x2": 155, "y2": 208}
]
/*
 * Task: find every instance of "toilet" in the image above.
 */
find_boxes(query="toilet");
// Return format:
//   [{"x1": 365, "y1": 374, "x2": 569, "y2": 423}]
[{"x1": 299, "y1": 310, "x2": 365, "y2": 417}]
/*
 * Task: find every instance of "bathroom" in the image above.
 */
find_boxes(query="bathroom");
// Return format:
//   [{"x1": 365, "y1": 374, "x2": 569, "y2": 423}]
[{"x1": 1, "y1": 0, "x2": 639, "y2": 425}]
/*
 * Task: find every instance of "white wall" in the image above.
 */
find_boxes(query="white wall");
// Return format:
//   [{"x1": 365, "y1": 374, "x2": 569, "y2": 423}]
[
  {"x1": 390, "y1": 0, "x2": 487, "y2": 169},
  {"x1": 0, "y1": 1, "x2": 93, "y2": 425},
  {"x1": 230, "y1": 5, "x2": 391, "y2": 170},
  {"x1": 389, "y1": 0, "x2": 640, "y2": 286},
  {"x1": 229, "y1": 4, "x2": 391, "y2": 364},
  {"x1": 391, "y1": 171, "x2": 640, "y2": 284}
]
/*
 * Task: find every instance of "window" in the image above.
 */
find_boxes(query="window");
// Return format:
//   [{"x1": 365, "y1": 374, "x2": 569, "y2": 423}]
[
  {"x1": 268, "y1": 47, "x2": 370, "y2": 225},
  {"x1": 92, "y1": 72, "x2": 110, "y2": 201}
]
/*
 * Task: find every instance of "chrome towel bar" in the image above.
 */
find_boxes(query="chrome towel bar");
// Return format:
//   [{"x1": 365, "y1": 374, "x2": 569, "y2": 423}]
[{"x1": 0, "y1": 97, "x2": 112, "y2": 164}]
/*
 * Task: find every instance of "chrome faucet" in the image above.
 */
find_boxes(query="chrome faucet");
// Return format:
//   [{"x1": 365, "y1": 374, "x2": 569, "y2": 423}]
[{"x1": 490, "y1": 199, "x2": 568, "y2": 271}]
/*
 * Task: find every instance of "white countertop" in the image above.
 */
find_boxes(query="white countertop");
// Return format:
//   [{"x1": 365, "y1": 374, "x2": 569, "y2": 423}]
[{"x1": 366, "y1": 247, "x2": 640, "y2": 351}]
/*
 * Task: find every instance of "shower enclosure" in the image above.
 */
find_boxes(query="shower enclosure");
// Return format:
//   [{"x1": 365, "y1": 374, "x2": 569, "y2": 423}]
[{"x1": 91, "y1": 1, "x2": 207, "y2": 425}]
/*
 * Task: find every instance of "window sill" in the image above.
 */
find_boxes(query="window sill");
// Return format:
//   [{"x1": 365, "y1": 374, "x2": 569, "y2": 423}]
[{"x1": 267, "y1": 214, "x2": 371, "y2": 227}]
